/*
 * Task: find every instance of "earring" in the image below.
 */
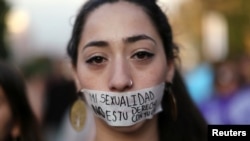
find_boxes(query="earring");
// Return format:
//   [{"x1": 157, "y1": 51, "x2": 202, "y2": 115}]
[
  {"x1": 165, "y1": 82, "x2": 177, "y2": 121},
  {"x1": 129, "y1": 80, "x2": 133, "y2": 87},
  {"x1": 69, "y1": 91, "x2": 87, "y2": 132}
]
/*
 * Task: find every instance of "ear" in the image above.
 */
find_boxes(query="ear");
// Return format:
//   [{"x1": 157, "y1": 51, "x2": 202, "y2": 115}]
[
  {"x1": 165, "y1": 61, "x2": 175, "y2": 83},
  {"x1": 70, "y1": 64, "x2": 81, "y2": 91},
  {"x1": 73, "y1": 74, "x2": 81, "y2": 92},
  {"x1": 11, "y1": 122, "x2": 20, "y2": 139}
]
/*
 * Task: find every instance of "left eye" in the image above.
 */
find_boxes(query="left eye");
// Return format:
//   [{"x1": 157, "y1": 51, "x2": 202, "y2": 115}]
[{"x1": 131, "y1": 51, "x2": 154, "y2": 60}]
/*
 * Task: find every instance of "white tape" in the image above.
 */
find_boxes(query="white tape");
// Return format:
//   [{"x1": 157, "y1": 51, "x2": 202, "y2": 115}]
[{"x1": 81, "y1": 82, "x2": 165, "y2": 127}]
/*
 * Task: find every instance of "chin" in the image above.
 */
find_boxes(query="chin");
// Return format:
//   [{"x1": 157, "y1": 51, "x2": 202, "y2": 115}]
[{"x1": 111, "y1": 120, "x2": 146, "y2": 133}]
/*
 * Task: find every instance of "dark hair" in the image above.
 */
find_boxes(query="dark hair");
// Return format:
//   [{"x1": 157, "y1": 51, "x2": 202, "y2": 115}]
[
  {"x1": 0, "y1": 61, "x2": 42, "y2": 141},
  {"x1": 67, "y1": 0, "x2": 207, "y2": 140},
  {"x1": 158, "y1": 69, "x2": 207, "y2": 141},
  {"x1": 67, "y1": 0, "x2": 177, "y2": 67}
]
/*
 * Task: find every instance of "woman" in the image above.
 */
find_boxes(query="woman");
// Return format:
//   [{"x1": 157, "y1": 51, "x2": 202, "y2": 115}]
[
  {"x1": 67, "y1": 0, "x2": 207, "y2": 141},
  {"x1": 0, "y1": 61, "x2": 42, "y2": 141}
]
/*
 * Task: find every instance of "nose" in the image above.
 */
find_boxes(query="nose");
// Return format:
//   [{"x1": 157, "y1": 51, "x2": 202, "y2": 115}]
[{"x1": 108, "y1": 59, "x2": 133, "y2": 92}]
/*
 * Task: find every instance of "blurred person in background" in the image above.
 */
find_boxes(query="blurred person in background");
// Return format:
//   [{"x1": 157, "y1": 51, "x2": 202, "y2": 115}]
[
  {"x1": 66, "y1": 0, "x2": 207, "y2": 141},
  {"x1": 212, "y1": 60, "x2": 240, "y2": 98},
  {"x1": 199, "y1": 59, "x2": 243, "y2": 124},
  {"x1": 238, "y1": 54, "x2": 250, "y2": 90},
  {"x1": 42, "y1": 58, "x2": 77, "y2": 141},
  {"x1": 20, "y1": 56, "x2": 78, "y2": 141},
  {"x1": 227, "y1": 54, "x2": 250, "y2": 124},
  {"x1": 0, "y1": 61, "x2": 42, "y2": 141},
  {"x1": 21, "y1": 56, "x2": 53, "y2": 124}
]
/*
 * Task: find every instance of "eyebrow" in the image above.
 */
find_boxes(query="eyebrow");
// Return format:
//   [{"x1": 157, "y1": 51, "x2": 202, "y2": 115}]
[
  {"x1": 124, "y1": 34, "x2": 157, "y2": 46},
  {"x1": 82, "y1": 34, "x2": 156, "y2": 50},
  {"x1": 83, "y1": 40, "x2": 109, "y2": 49}
]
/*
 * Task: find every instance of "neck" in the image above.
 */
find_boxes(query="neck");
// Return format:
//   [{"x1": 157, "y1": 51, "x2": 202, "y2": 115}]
[{"x1": 94, "y1": 116, "x2": 159, "y2": 141}]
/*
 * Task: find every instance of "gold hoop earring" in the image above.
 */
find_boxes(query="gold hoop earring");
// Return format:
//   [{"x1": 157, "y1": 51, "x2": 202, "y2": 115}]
[
  {"x1": 165, "y1": 82, "x2": 177, "y2": 121},
  {"x1": 69, "y1": 91, "x2": 87, "y2": 132}
]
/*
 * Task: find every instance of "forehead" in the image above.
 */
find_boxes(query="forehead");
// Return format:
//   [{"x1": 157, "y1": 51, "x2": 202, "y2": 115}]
[{"x1": 81, "y1": 1, "x2": 159, "y2": 41}]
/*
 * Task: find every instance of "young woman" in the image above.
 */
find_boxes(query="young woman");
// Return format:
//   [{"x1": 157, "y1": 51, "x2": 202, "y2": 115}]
[
  {"x1": 66, "y1": 0, "x2": 207, "y2": 141},
  {"x1": 0, "y1": 61, "x2": 42, "y2": 141}
]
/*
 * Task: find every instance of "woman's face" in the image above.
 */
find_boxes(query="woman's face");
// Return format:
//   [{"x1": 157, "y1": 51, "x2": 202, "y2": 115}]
[
  {"x1": 0, "y1": 86, "x2": 12, "y2": 141},
  {"x1": 74, "y1": 1, "x2": 174, "y2": 131}
]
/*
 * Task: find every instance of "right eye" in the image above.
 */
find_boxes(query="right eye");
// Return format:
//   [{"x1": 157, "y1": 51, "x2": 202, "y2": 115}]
[
  {"x1": 86, "y1": 56, "x2": 107, "y2": 65},
  {"x1": 131, "y1": 51, "x2": 154, "y2": 61}
]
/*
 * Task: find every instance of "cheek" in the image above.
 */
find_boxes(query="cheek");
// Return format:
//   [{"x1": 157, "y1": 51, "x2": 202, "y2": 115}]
[
  {"x1": 76, "y1": 66, "x2": 106, "y2": 89},
  {"x1": 132, "y1": 60, "x2": 167, "y2": 88},
  {"x1": 147, "y1": 53, "x2": 168, "y2": 83},
  {"x1": 78, "y1": 75, "x2": 101, "y2": 88},
  {"x1": 134, "y1": 66, "x2": 167, "y2": 86}
]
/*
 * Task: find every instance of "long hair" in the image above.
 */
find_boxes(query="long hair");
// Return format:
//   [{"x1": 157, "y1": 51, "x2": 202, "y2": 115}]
[
  {"x1": 0, "y1": 61, "x2": 42, "y2": 141},
  {"x1": 158, "y1": 69, "x2": 207, "y2": 141},
  {"x1": 67, "y1": 0, "x2": 177, "y2": 67},
  {"x1": 66, "y1": 0, "x2": 207, "y2": 140}
]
